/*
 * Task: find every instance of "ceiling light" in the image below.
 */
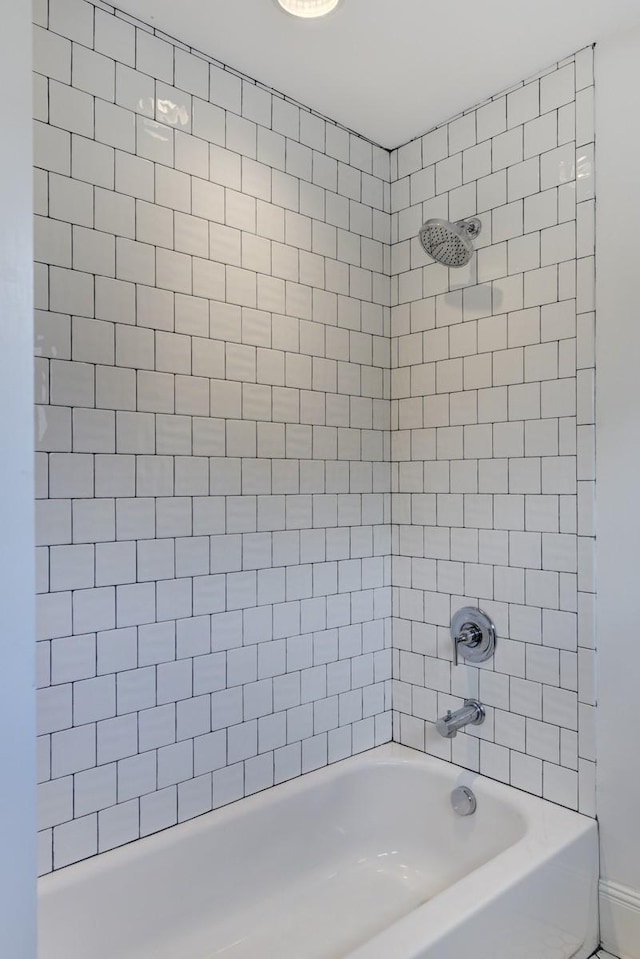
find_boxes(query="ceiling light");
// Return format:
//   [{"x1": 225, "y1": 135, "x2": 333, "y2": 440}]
[{"x1": 276, "y1": 0, "x2": 342, "y2": 18}]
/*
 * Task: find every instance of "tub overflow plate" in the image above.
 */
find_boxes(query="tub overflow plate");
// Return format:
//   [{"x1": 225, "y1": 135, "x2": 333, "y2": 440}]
[{"x1": 451, "y1": 786, "x2": 477, "y2": 816}]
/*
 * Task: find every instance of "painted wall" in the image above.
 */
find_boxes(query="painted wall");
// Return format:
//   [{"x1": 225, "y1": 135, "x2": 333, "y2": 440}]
[
  {"x1": 389, "y1": 50, "x2": 597, "y2": 814},
  {"x1": 596, "y1": 25, "x2": 640, "y2": 959},
  {"x1": 34, "y1": 0, "x2": 392, "y2": 873},
  {"x1": 0, "y1": 0, "x2": 36, "y2": 955}
]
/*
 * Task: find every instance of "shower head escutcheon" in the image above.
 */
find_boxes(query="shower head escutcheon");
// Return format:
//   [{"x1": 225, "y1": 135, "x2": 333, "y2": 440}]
[{"x1": 419, "y1": 217, "x2": 482, "y2": 268}]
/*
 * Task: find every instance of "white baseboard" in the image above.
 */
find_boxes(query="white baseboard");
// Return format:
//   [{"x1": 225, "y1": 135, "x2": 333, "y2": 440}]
[{"x1": 600, "y1": 879, "x2": 640, "y2": 959}]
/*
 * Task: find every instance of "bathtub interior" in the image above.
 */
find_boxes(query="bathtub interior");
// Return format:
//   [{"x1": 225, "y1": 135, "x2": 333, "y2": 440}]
[{"x1": 39, "y1": 748, "x2": 576, "y2": 959}]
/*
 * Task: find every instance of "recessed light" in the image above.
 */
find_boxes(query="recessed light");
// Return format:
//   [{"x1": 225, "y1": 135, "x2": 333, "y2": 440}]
[{"x1": 276, "y1": 0, "x2": 342, "y2": 18}]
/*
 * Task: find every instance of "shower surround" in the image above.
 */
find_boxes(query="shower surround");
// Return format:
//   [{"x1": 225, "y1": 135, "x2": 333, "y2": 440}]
[
  {"x1": 34, "y1": 0, "x2": 392, "y2": 873},
  {"x1": 390, "y1": 50, "x2": 596, "y2": 815},
  {"x1": 33, "y1": 0, "x2": 596, "y2": 873}
]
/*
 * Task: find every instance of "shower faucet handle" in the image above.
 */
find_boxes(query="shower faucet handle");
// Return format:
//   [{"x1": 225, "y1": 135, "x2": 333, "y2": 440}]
[
  {"x1": 451, "y1": 607, "x2": 496, "y2": 667},
  {"x1": 453, "y1": 622, "x2": 483, "y2": 667}
]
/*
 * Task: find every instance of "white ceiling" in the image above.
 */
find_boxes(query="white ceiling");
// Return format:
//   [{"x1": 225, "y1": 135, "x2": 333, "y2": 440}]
[{"x1": 116, "y1": 0, "x2": 640, "y2": 149}]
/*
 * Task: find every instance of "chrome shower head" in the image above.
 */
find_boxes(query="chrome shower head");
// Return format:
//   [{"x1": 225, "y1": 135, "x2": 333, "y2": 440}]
[{"x1": 419, "y1": 217, "x2": 482, "y2": 268}]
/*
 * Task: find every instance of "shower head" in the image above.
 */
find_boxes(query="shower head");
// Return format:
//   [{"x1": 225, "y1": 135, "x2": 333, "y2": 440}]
[{"x1": 419, "y1": 217, "x2": 482, "y2": 268}]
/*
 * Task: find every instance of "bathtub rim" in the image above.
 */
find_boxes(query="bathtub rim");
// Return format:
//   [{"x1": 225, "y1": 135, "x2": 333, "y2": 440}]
[{"x1": 38, "y1": 741, "x2": 597, "y2": 899}]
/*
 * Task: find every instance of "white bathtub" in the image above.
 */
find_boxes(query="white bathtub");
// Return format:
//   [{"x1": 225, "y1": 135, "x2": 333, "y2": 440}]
[{"x1": 38, "y1": 744, "x2": 599, "y2": 959}]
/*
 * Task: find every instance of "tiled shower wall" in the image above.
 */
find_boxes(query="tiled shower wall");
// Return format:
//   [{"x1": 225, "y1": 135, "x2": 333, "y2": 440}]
[
  {"x1": 33, "y1": 0, "x2": 393, "y2": 873},
  {"x1": 389, "y1": 49, "x2": 597, "y2": 814},
  {"x1": 33, "y1": 0, "x2": 598, "y2": 876}
]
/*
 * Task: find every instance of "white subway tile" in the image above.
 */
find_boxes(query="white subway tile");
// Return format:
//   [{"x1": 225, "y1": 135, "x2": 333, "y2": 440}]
[
  {"x1": 73, "y1": 44, "x2": 115, "y2": 102},
  {"x1": 53, "y1": 814, "x2": 97, "y2": 869},
  {"x1": 99, "y1": 799, "x2": 140, "y2": 852},
  {"x1": 209, "y1": 63, "x2": 242, "y2": 114},
  {"x1": 175, "y1": 49, "x2": 209, "y2": 100},
  {"x1": 115, "y1": 64, "x2": 155, "y2": 118},
  {"x1": 540, "y1": 143, "x2": 575, "y2": 190},
  {"x1": 507, "y1": 82, "x2": 539, "y2": 128},
  {"x1": 508, "y1": 158, "x2": 539, "y2": 202},
  {"x1": 540, "y1": 65, "x2": 575, "y2": 113},
  {"x1": 543, "y1": 762, "x2": 577, "y2": 808},
  {"x1": 96, "y1": 99, "x2": 136, "y2": 152},
  {"x1": 575, "y1": 47, "x2": 594, "y2": 91},
  {"x1": 48, "y1": 0, "x2": 93, "y2": 45},
  {"x1": 95, "y1": 11, "x2": 135, "y2": 66},
  {"x1": 34, "y1": 25, "x2": 71, "y2": 83},
  {"x1": 492, "y1": 128, "x2": 523, "y2": 171},
  {"x1": 476, "y1": 98, "x2": 506, "y2": 142}
]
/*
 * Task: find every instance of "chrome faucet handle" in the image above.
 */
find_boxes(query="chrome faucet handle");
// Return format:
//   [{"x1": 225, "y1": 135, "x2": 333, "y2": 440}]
[
  {"x1": 451, "y1": 607, "x2": 496, "y2": 667},
  {"x1": 453, "y1": 622, "x2": 483, "y2": 666}
]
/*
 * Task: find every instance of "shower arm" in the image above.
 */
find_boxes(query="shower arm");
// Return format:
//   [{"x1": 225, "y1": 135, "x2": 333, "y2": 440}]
[{"x1": 457, "y1": 218, "x2": 482, "y2": 238}]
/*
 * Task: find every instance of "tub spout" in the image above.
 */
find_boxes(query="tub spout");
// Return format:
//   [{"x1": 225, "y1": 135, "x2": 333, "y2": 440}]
[{"x1": 436, "y1": 699, "x2": 485, "y2": 738}]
